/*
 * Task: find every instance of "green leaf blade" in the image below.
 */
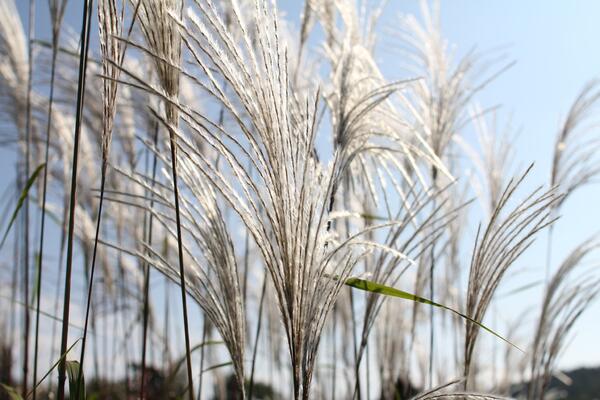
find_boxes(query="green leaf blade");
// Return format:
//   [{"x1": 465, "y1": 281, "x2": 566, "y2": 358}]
[
  {"x1": 0, "y1": 383, "x2": 23, "y2": 400},
  {"x1": 66, "y1": 360, "x2": 85, "y2": 400},
  {"x1": 0, "y1": 163, "x2": 45, "y2": 249},
  {"x1": 344, "y1": 277, "x2": 523, "y2": 352}
]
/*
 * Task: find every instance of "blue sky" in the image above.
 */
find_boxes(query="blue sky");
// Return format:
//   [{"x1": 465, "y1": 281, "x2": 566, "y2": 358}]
[{"x1": 12, "y1": 0, "x2": 600, "y2": 375}]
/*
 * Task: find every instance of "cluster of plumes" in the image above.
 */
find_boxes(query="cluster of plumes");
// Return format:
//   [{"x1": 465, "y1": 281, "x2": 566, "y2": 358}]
[
  {"x1": 167, "y1": 1, "x2": 371, "y2": 397},
  {"x1": 1, "y1": 0, "x2": 600, "y2": 399},
  {"x1": 314, "y1": 1, "x2": 458, "y2": 386}
]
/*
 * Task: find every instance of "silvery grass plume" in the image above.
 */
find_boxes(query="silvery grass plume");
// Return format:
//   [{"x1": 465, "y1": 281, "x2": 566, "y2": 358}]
[
  {"x1": 396, "y1": 0, "x2": 469, "y2": 165},
  {"x1": 138, "y1": 0, "x2": 183, "y2": 127},
  {"x1": 321, "y1": 0, "x2": 449, "y2": 202},
  {"x1": 110, "y1": 1, "x2": 247, "y2": 393},
  {"x1": 105, "y1": 0, "x2": 432, "y2": 397},
  {"x1": 0, "y1": 0, "x2": 28, "y2": 134},
  {"x1": 98, "y1": 0, "x2": 126, "y2": 169},
  {"x1": 546, "y1": 80, "x2": 600, "y2": 280},
  {"x1": 396, "y1": 0, "x2": 510, "y2": 165},
  {"x1": 528, "y1": 237, "x2": 600, "y2": 400},
  {"x1": 550, "y1": 80, "x2": 600, "y2": 212},
  {"x1": 464, "y1": 165, "x2": 560, "y2": 389},
  {"x1": 453, "y1": 106, "x2": 514, "y2": 390}
]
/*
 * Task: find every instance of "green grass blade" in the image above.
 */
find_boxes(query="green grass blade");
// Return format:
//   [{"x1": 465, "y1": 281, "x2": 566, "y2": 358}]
[
  {"x1": 345, "y1": 277, "x2": 523, "y2": 352},
  {"x1": 27, "y1": 339, "x2": 81, "y2": 398},
  {"x1": 0, "y1": 383, "x2": 24, "y2": 400},
  {"x1": 66, "y1": 360, "x2": 85, "y2": 400},
  {"x1": 0, "y1": 163, "x2": 45, "y2": 249},
  {"x1": 31, "y1": 252, "x2": 40, "y2": 306}
]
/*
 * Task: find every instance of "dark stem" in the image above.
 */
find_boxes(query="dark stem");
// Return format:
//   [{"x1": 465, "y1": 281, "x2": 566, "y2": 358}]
[
  {"x1": 75, "y1": 166, "x2": 107, "y2": 396},
  {"x1": 8, "y1": 206, "x2": 19, "y2": 390},
  {"x1": 428, "y1": 167, "x2": 438, "y2": 388},
  {"x1": 164, "y1": 277, "x2": 171, "y2": 366},
  {"x1": 22, "y1": 0, "x2": 35, "y2": 396},
  {"x1": 366, "y1": 336, "x2": 370, "y2": 398},
  {"x1": 56, "y1": 0, "x2": 93, "y2": 398},
  {"x1": 33, "y1": 12, "x2": 61, "y2": 398},
  {"x1": 197, "y1": 313, "x2": 208, "y2": 400},
  {"x1": 331, "y1": 304, "x2": 337, "y2": 400},
  {"x1": 47, "y1": 200, "x2": 68, "y2": 394},
  {"x1": 140, "y1": 122, "x2": 159, "y2": 400},
  {"x1": 351, "y1": 289, "x2": 361, "y2": 400},
  {"x1": 249, "y1": 273, "x2": 268, "y2": 399},
  {"x1": 168, "y1": 131, "x2": 195, "y2": 400}
]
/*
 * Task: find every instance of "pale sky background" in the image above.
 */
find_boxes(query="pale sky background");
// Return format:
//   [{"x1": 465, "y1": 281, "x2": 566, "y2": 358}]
[{"x1": 8, "y1": 0, "x2": 600, "y2": 389}]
